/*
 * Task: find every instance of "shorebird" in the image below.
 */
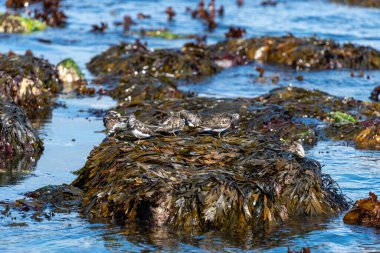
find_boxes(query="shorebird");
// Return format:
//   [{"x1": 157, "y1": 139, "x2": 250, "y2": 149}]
[
  {"x1": 179, "y1": 110, "x2": 202, "y2": 127},
  {"x1": 126, "y1": 114, "x2": 154, "y2": 141},
  {"x1": 103, "y1": 110, "x2": 127, "y2": 133},
  {"x1": 155, "y1": 112, "x2": 185, "y2": 136},
  {"x1": 198, "y1": 112, "x2": 239, "y2": 138}
]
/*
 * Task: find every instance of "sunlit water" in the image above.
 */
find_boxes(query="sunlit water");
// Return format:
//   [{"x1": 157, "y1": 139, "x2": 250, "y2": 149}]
[{"x1": 0, "y1": 0, "x2": 380, "y2": 252}]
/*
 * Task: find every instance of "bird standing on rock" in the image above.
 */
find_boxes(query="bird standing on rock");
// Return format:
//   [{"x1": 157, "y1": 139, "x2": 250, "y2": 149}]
[
  {"x1": 103, "y1": 110, "x2": 127, "y2": 133},
  {"x1": 179, "y1": 110, "x2": 202, "y2": 127},
  {"x1": 155, "y1": 112, "x2": 185, "y2": 136},
  {"x1": 198, "y1": 112, "x2": 239, "y2": 138},
  {"x1": 126, "y1": 114, "x2": 154, "y2": 141}
]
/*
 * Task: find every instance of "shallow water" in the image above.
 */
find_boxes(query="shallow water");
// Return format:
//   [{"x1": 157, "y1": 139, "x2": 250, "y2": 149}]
[{"x1": 0, "y1": 0, "x2": 380, "y2": 252}]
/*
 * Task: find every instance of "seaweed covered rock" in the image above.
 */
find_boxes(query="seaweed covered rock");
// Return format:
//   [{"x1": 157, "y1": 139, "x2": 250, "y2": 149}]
[
  {"x1": 331, "y1": 0, "x2": 380, "y2": 8},
  {"x1": 256, "y1": 86, "x2": 379, "y2": 121},
  {"x1": 110, "y1": 77, "x2": 189, "y2": 102},
  {"x1": 0, "y1": 51, "x2": 62, "y2": 117},
  {"x1": 87, "y1": 41, "x2": 220, "y2": 83},
  {"x1": 0, "y1": 13, "x2": 46, "y2": 33},
  {"x1": 326, "y1": 118, "x2": 380, "y2": 150},
  {"x1": 88, "y1": 36, "x2": 380, "y2": 85},
  {"x1": 0, "y1": 98, "x2": 43, "y2": 156},
  {"x1": 57, "y1": 58, "x2": 86, "y2": 84},
  {"x1": 344, "y1": 192, "x2": 380, "y2": 229},
  {"x1": 112, "y1": 95, "x2": 317, "y2": 146},
  {"x1": 257, "y1": 87, "x2": 380, "y2": 150},
  {"x1": 210, "y1": 35, "x2": 380, "y2": 70},
  {"x1": 73, "y1": 131, "x2": 348, "y2": 230}
]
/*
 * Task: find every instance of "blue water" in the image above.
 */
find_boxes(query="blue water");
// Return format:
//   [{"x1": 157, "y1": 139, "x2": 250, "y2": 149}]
[{"x1": 0, "y1": 0, "x2": 380, "y2": 252}]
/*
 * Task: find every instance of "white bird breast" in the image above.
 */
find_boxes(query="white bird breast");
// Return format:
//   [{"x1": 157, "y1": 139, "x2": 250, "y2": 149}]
[{"x1": 132, "y1": 129, "x2": 150, "y2": 138}]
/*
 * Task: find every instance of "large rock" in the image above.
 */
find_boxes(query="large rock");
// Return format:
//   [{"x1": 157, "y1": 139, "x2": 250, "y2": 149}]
[
  {"x1": 0, "y1": 98, "x2": 42, "y2": 155},
  {"x1": 0, "y1": 52, "x2": 62, "y2": 118},
  {"x1": 73, "y1": 130, "x2": 348, "y2": 229},
  {"x1": 88, "y1": 36, "x2": 380, "y2": 84},
  {"x1": 87, "y1": 41, "x2": 220, "y2": 83}
]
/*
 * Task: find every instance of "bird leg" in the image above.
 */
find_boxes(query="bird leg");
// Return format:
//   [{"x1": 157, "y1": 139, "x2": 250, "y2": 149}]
[
  {"x1": 218, "y1": 132, "x2": 221, "y2": 139},
  {"x1": 173, "y1": 132, "x2": 177, "y2": 137}
]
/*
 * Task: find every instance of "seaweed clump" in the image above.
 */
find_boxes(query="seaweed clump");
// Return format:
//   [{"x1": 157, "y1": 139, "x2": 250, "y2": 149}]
[
  {"x1": 0, "y1": 51, "x2": 62, "y2": 118},
  {"x1": 73, "y1": 130, "x2": 348, "y2": 230},
  {"x1": 344, "y1": 192, "x2": 380, "y2": 229}
]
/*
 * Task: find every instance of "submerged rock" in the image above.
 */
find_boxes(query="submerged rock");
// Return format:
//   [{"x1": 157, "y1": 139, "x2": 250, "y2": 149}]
[
  {"x1": 0, "y1": 13, "x2": 46, "y2": 33},
  {"x1": 73, "y1": 131, "x2": 348, "y2": 229},
  {"x1": 0, "y1": 98, "x2": 43, "y2": 156},
  {"x1": 0, "y1": 52, "x2": 62, "y2": 117}
]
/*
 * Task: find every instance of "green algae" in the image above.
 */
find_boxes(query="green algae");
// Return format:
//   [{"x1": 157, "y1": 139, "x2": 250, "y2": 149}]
[
  {"x1": 144, "y1": 30, "x2": 185, "y2": 39},
  {"x1": 0, "y1": 13, "x2": 46, "y2": 34},
  {"x1": 329, "y1": 111, "x2": 357, "y2": 123},
  {"x1": 57, "y1": 58, "x2": 85, "y2": 83}
]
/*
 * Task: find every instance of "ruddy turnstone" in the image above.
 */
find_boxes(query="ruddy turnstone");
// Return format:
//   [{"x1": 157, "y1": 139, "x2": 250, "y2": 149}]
[
  {"x1": 126, "y1": 114, "x2": 154, "y2": 140},
  {"x1": 155, "y1": 112, "x2": 185, "y2": 136},
  {"x1": 179, "y1": 110, "x2": 202, "y2": 127},
  {"x1": 103, "y1": 110, "x2": 127, "y2": 133},
  {"x1": 199, "y1": 112, "x2": 239, "y2": 138}
]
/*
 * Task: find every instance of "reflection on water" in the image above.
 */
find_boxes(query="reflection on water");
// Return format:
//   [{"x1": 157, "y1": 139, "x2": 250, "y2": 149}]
[{"x1": 0, "y1": 154, "x2": 39, "y2": 186}]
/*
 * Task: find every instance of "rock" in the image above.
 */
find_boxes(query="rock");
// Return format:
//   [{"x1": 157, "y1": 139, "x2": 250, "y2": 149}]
[
  {"x1": 0, "y1": 98, "x2": 43, "y2": 156},
  {"x1": 326, "y1": 118, "x2": 380, "y2": 150},
  {"x1": 0, "y1": 51, "x2": 62, "y2": 118},
  {"x1": 73, "y1": 131, "x2": 348, "y2": 229},
  {"x1": 370, "y1": 85, "x2": 380, "y2": 101},
  {"x1": 256, "y1": 86, "x2": 379, "y2": 121},
  {"x1": 87, "y1": 41, "x2": 220, "y2": 83},
  {"x1": 0, "y1": 13, "x2": 46, "y2": 33},
  {"x1": 210, "y1": 35, "x2": 380, "y2": 70},
  {"x1": 57, "y1": 58, "x2": 86, "y2": 84},
  {"x1": 88, "y1": 36, "x2": 380, "y2": 85}
]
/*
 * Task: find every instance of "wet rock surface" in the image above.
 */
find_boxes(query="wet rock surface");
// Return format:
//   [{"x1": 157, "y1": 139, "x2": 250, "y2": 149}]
[
  {"x1": 0, "y1": 51, "x2": 62, "y2": 118},
  {"x1": 0, "y1": 184, "x2": 83, "y2": 224},
  {"x1": 73, "y1": 132, "x2": 347, "y2": 229}
]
